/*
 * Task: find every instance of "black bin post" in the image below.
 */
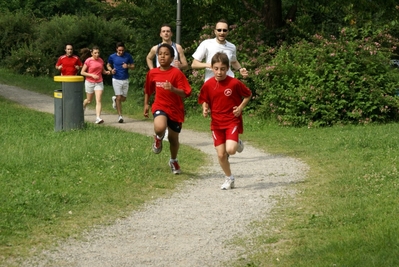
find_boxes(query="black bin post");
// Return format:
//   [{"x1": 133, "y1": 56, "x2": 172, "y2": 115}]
[
  {"x1": 53, "y1": 76, "x2": 84, "y2": 131},
  {"x1": 54, "y1": 90, "x2": 63, "y2": 131}
]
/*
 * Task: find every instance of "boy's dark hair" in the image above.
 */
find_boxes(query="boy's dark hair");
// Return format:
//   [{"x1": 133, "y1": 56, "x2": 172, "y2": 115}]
[
  {"x1": 211, "y1": 52, "x2": 229, "y2": 67},
  {"x1": 157, "y1": 43, "x2": 175, "y2": 58}
]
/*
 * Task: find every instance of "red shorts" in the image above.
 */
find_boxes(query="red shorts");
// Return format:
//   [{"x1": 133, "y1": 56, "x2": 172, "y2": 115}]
[{"x1": 211, "y1": 126, "x2": 239, "y2": 147}]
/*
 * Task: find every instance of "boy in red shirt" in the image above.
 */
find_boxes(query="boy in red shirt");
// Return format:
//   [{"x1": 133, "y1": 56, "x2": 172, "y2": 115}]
[
  {"x1": 198, "y1": 52, "x2": 252, "y2": 190},
  {"x1": 55, "y1": 44, "x2": 82, "y2": 75},
  {"x1": 144, "y1": 43, "x2": 192, "y2": 174}
]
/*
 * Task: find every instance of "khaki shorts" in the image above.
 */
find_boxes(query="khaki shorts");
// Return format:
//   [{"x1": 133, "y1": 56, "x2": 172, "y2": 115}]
[
  {"x1": 112, "y1": 78, "x2": 129, "y2": 97},
  {"x1": 85, "y1": 81, "x2": 104, "y2": 93}
]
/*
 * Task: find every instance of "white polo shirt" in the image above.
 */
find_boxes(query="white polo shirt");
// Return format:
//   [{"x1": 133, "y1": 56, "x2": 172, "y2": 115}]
[{"x1": 192, "y1": 38, "x2": 237, "y2": 81}]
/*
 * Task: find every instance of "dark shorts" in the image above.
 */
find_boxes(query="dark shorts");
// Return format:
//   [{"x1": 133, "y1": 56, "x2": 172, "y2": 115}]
[{"x1": 153, "y1": 110, "x2": 182, "y2": 133}]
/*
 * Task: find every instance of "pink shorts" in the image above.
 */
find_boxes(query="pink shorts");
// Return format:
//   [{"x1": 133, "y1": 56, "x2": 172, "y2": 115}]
[{"x1": 211, "y1": 126, "x2": 239, "y2": 147}]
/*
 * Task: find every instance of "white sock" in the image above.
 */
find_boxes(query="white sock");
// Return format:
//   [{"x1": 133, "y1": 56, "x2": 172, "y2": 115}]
[{"x1": 170, "y1": 158, "x2": 177, "y2": 163}]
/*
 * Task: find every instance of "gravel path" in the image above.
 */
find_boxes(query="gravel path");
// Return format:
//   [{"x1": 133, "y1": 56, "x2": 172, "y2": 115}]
[{"x1": 0, "y1": 84, "x2": 308, "y2": 267}]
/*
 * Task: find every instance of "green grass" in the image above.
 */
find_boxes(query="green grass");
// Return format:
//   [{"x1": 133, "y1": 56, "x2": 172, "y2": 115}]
[
  {"x1": 1, "y1": 68, "x2": 399, "y2": 266},
  {"x1": 229, "y1": 120, "x2": 399, "y2": 266},
  {"x1": 0, "y1": 95, "x2": 206, "y2": 262}
]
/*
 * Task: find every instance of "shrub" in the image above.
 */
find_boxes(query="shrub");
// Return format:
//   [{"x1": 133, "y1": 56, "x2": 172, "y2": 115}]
[
  {"x1": 4, "y1": 14, "x2": 137, "y2": 77},
  {"x1": 0, "y1": 11, "x2": 36, "y2": 60},
  {"x1": 4, "y1": 44, "x2": 52, "y2": 77},
  {"x1": 255, "y1": 25, "x2": 399, "y2": 127}
]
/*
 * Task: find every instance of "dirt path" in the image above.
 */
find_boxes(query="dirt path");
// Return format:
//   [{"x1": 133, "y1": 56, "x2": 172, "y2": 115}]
[{"x1": 0, "y1": 84, "x2": 308, "y2": 267}]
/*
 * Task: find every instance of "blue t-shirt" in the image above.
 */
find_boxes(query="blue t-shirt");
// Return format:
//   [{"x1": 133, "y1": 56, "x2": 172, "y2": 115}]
[{"x1": 107, "y1": 52, "x2": 134, "y2": 80}]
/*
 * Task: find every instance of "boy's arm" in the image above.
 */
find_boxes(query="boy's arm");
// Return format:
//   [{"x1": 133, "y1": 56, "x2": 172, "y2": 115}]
[
  {"x1": 202, "y1": 102, "x2": 209, "y2": 117},
  {"x1": 233, "y1": 94, "x2": 252, "y2": 117},
  {"x1": 143, "y1": 93, "x2": 150, "y2": 118}
]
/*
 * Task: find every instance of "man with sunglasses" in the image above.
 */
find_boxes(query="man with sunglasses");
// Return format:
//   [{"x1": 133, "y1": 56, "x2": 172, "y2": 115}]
[{"x1": 191, "y1": 19, "x2": 248, "y2": 81}]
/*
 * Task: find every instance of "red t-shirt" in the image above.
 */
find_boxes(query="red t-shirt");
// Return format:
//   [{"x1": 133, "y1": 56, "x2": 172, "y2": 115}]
[
  {"x1": 56, "y1": 55, "x2": 82, "y2": 75},
  {"x1": 198, "y1": 76, "x2": 252, "y2": 133},
  {"x1": 144, "y1": 67, "x2": 191, "y2": 123},
  {"x1": 84, "y1": 57, "x2": 105, "y2": 83}
]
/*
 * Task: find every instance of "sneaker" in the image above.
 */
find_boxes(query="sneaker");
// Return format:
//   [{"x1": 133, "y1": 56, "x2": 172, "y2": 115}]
[
  {"x1": 112, "y1": 96, "x2": 116, "y2": 109},
  {"x1": 152, "y1": 135, "x2": 163, "y2": 154},
  {"x1": 164, "y1": 128, "x2": 169, "y2": 141},
  {"x1": 169, "y1": 160, "x2": 182, "y2": 174},
  {"x1": 95, "y1": 118, "x2": 104, "y2": 124},
  {"x1": 118, "y1": 116, "x2": 124, "y2": 123},
  {"x1": 221, "y1": 177, "x2": 235, "y2": 190},
  {"x1": 237, "y1": 139, "x2": 244, "y2": 153}
]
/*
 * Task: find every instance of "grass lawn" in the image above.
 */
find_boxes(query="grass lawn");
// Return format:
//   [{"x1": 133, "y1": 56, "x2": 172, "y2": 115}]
[
  {"x1": 0, "y1": 78, "x2": 207, "y2": 261},
  {"x1": 1, "y1": 68, "x2": 399, "y2": 266}
]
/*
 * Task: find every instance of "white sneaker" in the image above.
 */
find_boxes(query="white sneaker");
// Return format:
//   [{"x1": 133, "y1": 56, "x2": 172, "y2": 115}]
[
  {"x1": 152, "y1": 135, "x2": 163, "y2": 154},
  {"x1": 237, "y1": 139, "x2": 244, "y2": 153},
  {"x1": 221, "y1": 177, "x2": 235, "y2": 190},
  {"x1": 95, "y1": 118, "x2": 104, "y2": 124},
  {"x1": 118, "y1": 116, "x2": 124, "y2": 123},
  {"x1": 169, "y1": 160, "x2": 181, "y2": 174},
  {"x1": 164, "y1": 128, "x2": 169, "y2": 141},
  {"x1": 112, "y1": 96, "x2": 116, "y2": 109}
]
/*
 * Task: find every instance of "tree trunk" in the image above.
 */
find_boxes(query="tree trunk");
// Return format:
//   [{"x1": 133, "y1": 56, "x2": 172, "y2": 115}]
[{"x1": 263, "y1": 0, "x2": 283, "y2": 29}]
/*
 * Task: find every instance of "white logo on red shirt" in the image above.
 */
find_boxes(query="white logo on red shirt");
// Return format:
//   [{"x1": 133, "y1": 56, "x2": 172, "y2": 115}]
[
  {"x1": 156, "y1": 81, "x2": 166, "y2": 88},
  {"x1": 224, "y1": 88, "x2": 232, "y2": 96}
]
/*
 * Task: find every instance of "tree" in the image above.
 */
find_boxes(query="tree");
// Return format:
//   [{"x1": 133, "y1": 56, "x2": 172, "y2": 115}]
[{"x1": 189, "y1": 0, "x2": 295, "y2": 30}]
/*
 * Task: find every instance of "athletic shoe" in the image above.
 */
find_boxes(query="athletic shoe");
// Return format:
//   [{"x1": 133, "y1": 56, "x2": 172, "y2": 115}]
[
  {"x1": 221, "y1": 177, "x2": 235, "y2": 190},
  {"x1": 169, "y1": 160, "x2": 182, "y2": 174},
  {"x1": 237, "y1": 139, "x2": 244, "y2": 153},
  {"x1": 112, "y1": 96, "x2": 116, "y2": 109},
  {"x1": 118, "y1": 116, "x2": 124, "y2": 123},
  {"x1": 95, "y1": 118, "x2": 104, "y2": 124},
  {"x1": 164, "y1": 128, "x2": 169, "y2": 141},
  {"x1": 152, "y1": 135, "x2": 163, "y2": 154}
]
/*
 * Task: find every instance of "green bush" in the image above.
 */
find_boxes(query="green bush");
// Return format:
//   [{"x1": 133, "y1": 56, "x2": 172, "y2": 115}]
[
  {"x1": 4, "y1": 14, "x2": 137, "y2": 77},
  {"x1": 0, "y1": 11, "x2": 36, "y2": 60},
  {"x1": 3, "y1": 43, "x2": 52, "y2": 77},
  {"x1": 254, "y1": 25, "x2": 399, "y2": 127}
]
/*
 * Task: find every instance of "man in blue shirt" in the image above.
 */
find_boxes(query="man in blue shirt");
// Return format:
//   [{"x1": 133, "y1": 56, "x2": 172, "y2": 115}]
[{"x1": 107, "y1": 42, "x2": 135, "y2": 123}]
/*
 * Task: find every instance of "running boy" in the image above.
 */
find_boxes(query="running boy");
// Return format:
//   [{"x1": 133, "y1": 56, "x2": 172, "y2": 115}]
[
  {"x1": 143, "y1": 43, "x2": 192, "y2": 174},
  {"x1": 198, "y1": 52, "x2": 252, "y2": 189}
]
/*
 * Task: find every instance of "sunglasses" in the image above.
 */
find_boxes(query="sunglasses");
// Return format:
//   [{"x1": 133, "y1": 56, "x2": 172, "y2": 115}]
[{"x1": 216, "y1": 29, "x2": 228, "y2": 32}]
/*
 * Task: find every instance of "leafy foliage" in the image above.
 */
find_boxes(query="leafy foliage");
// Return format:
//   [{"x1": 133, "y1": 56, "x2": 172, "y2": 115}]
[
  {"x1": 0, "y1": 11, "x2": 36, "y2": 59},
  {"x1": 255, "y1": 25, "x2": 399, "y2": 126},
  {"x1": 0, "y1": 0, "x2": 106, "y2": 18},
  {"x1": 1, "y1": 0, "x2": 399, "y2": 126},
  {"x1": 4, "y1": 43, "x2": 53, "y2": 77},
  {"x1": 4, "y1": 14, "x2": 136, "y2": 77}
]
